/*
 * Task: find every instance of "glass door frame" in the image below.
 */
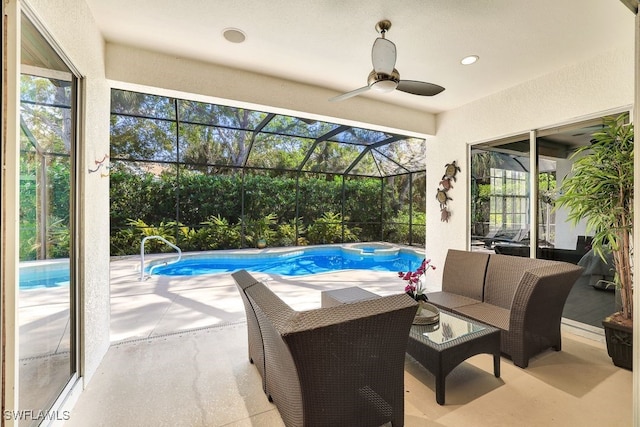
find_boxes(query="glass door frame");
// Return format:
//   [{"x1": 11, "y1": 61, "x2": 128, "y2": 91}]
[{"x1": 14, "y1": 3, "x2": 82, "y2": 420}]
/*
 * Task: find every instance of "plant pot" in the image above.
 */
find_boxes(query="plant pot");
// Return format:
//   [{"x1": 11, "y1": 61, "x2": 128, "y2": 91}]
[
  {"x1": 256, "y1": 238, "x2": 267, "y2": 249},
  {"x1": 602, "y1": 315, "x2": 633, "y2": 370},
  {"x1": 413, "y1": 301, "x2": 439, "y2": 325}
]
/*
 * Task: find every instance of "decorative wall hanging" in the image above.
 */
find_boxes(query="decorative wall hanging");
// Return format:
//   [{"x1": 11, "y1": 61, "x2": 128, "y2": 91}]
[
  {"x1": 89, "y1": 154, "x2": 110, "y2": 177},
  {"x1": 436, "y1": 160, "x2": 461, "y2": 222}
]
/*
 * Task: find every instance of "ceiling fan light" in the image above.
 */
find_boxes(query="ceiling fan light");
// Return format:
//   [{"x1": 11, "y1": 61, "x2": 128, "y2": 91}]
[{"x1": 371, "y1": 80, "x2": 397, "y2": 92}]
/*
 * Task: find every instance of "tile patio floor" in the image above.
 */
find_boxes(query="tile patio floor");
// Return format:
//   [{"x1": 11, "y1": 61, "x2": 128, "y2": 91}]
[{"x1": 61, "y1": 253, "x2": 633, "y2": 426}]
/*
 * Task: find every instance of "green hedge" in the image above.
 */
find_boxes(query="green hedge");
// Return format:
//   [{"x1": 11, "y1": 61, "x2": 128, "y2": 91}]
[{"x1": 110, "y1": 164, "x2": 424, "y2": 254}]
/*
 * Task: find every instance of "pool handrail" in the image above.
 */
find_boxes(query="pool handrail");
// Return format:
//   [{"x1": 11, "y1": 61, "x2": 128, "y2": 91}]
[{"x1": 140, "y1": 236, "x2": 182, "y2": 281}]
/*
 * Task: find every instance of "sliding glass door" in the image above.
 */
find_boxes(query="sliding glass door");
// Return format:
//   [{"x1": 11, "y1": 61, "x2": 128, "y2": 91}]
[
  {"x1": 469, "y1": 116, "x2": 622, "y2": 328},
  {"x1": 19, "y1": 12, "x2": 78, "y2": 423}
]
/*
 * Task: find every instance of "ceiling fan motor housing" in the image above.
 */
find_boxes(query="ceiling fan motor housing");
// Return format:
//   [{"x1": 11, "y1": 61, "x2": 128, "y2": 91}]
[{"x1": 368, "y1": 69, "x2": 400, "y2": 92}]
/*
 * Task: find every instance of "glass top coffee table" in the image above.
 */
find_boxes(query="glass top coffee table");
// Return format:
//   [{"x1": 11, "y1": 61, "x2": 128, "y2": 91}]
[{"x1": 406, "y1": 309, "x2": 501, "y2": 405}]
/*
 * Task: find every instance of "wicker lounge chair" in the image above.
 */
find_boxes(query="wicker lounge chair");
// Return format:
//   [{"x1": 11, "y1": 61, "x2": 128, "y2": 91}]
[
  {"x1": 231, "y1": 269, "x2": 266, "y2": 391},
  {"x1": 232, "y1": 270, "x2": 418, "y2": 427}
]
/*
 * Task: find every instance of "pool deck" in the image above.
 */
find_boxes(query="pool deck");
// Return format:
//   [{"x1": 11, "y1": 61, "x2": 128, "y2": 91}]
[
  {"x1": 110, "y1": 247, "x2": 427, "y2": 343},
  {"x1": 21, "y1": 243, "x2": 605, "y2": 358},
  {"x1": 18, "y1": 245, "x2": 428, "y2": 414},
  {"x1": 70, "y1": 249, "x2": 632, "y2": 427},
  {"x1": 17, "y1": 244, "x2": 426, "y2": 361}
]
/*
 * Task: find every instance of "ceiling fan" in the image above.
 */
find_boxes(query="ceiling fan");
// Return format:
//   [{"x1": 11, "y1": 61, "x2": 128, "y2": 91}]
[{"x1": 329, "y1": 20, "x2": 445, "y2": 102}]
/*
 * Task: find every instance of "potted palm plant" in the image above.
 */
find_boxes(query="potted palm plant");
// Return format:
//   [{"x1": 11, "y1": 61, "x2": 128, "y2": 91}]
[{"x1": 555, "y1": 113, "x2": 633, "y2": 370}]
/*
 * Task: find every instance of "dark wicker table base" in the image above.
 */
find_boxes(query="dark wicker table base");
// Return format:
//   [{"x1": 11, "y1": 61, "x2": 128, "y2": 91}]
[
  {"x1": 322, "y1": 287, "x2": 501, "y2": 405},
  {"x1": 406, "y1": 311, "x2": 501, "y2": 405}
]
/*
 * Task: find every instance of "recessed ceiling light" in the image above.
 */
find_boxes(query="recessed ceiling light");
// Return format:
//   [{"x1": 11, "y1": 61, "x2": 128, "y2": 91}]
[
  {"x1": 461, "y1": 55, "x2": 479, "y2": 65},
  {"x1": 222, "y1": 28, "x2": 246, "y2": 43}
]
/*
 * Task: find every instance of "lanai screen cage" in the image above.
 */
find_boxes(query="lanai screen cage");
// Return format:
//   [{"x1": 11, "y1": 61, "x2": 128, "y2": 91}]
[
  {"x1": 19, "y1": 75, "x2": 73, "y2": 262},
  {"x1": 109, "y1": 89, "x2": 426, "y2": 255}
]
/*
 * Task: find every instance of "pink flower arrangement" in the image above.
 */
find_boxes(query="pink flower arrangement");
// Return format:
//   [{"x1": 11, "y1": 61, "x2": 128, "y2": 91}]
[{"x1": 398, "y1": 258, "x2": 436, "y2": 302}]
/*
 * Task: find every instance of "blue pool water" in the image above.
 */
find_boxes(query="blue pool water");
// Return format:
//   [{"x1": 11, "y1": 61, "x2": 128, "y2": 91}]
[
  {"x1": 150, "y1": 247, "x2": 424, "y2": 277},
  {"x1": 19, "y1": 263, "x2": 70, "y2": 289}
]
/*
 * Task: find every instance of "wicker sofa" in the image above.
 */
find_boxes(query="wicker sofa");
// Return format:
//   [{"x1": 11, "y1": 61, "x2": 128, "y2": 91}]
[
  {"x1": 426, "y1": 250, "x2": 583, "y2": 368},
  {"x1": 231, "y1": 269, "x2": 418, "y2": 427}
]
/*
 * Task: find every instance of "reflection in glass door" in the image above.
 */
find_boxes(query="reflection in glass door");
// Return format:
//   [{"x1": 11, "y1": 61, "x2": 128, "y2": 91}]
[
  {"x1": 470, "y1": 134, "x2": 531, "y2": 254},
  {"x1": 19, "y1": 12, "x2": 77, "y2": 424},
  {"x1": 536, "y1": 118, "x2": 617, "y2": 328}
]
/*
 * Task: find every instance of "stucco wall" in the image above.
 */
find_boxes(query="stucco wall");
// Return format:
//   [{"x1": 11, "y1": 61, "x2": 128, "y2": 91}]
[
  {"x1": 426, "y1": 45, "x2": 635, "y2": 286},
  {"x1": 105, "y1": 43, "x2": 436, "y2": 137},
  {"x1": 25, "y1": 0, "x2": 111, "y2": 383}
]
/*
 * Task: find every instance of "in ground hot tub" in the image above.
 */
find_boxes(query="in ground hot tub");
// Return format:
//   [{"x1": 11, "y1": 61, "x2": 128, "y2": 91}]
[{"x1": 342, "y1": 242, "x2": 400, "y2": 257}]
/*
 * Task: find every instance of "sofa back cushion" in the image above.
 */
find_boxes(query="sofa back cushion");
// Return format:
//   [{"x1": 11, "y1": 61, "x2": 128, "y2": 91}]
[
  {"x1": 484, "y1": 254, "x2": 555, "y2": 308},
  {"x1": 442, "y1": 250, "x2": 489, "y2": 301}
]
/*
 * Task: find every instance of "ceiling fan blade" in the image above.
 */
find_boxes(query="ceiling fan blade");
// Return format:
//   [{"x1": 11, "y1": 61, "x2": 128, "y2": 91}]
[
  {"x1": 329, "y1": 85, "x2": 371, "y2": 102},
  {"x1": 396, "y1": 80, "x2": 445, "y2": 96},
  {"x1": 371, "y1": 37, "x2": 396, "y2": 74}
]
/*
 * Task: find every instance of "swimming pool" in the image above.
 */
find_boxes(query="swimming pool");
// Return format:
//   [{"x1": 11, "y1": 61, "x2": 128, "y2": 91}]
[
  {"x1": 19, "y1": 260, "x2": 70, "y2": 289},
  {"x1": 149, "y1": 245, "x2": 424, "y2": 277}
]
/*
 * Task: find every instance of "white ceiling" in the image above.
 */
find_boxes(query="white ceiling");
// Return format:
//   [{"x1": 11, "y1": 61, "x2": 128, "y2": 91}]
[{"x1": 85, "y1": 0, "x2": 635, "y2": 114}]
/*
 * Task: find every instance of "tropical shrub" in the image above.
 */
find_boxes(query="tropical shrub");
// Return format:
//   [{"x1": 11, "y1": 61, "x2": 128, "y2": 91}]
[
  {"x1": 243, "y1": 213, "x2": 278, "y2": 247},
  {"x1": 275, "y1": 218, "x2": 307, "y2": 247},
  {"x1": 555, "y1": 114, "x2": 633, "y2": 322},
  {"x1": 111, "y1": 219, "x2": 188, "y2": 255},
  {"x1": 197, "y1": 215, "x2": 241, "y2": 250},
  {"x1": 306, "y1": 212, "x2": 359, "y2": 244}
]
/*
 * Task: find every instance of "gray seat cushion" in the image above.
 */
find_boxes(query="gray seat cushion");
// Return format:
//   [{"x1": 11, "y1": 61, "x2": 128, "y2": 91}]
[
  {"x1": 425, "y1": 291, "x2": 480, "y2": 309},
  {"x1": 454, "y1": 302, "x2": 511, "y2": 331}
]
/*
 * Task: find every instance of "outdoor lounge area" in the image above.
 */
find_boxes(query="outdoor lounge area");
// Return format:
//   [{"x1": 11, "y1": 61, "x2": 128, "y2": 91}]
[
  {"x1": 57, "y1": 256, "x2": 631, "y2": 426},
  {"x1": 3, "y1": 1, "x2": 640, "y2": 426},
  {"x1": 14, "y1": 246, "x2": 630, "y2": 426}
]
